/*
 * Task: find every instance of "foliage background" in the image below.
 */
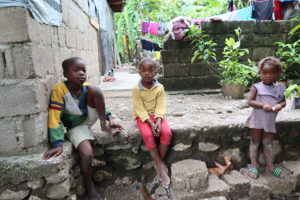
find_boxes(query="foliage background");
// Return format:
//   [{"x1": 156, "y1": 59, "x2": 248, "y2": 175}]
[{"x1": 115, "y1": 0, "x2": 252, "y2": 62}]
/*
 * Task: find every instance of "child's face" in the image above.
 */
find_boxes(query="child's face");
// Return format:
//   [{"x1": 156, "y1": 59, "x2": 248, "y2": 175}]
[
  {"x1": 259, "y1": 64, "x2": 280, "y2": 85},
  {"x1": 139, "y1": 62, "x2": 157, "y2": 83},
  {"x1": 64, "y1": 60, "x2": 86, "y2": 86}
]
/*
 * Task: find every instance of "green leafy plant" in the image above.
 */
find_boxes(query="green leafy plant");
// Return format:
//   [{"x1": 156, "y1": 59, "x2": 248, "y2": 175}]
[
  {"x1": 275, "y1": 24, "x2": 300, "y2": 81},
  {"x1": 184, "y1": 25, "x2": 217, "y2": 65},
  {"x1": 285, "y1": 84, "x2": 300, "y2": 99},
  {"x1": 217, "y1": 28, "x2": 257, "y2": 86}
]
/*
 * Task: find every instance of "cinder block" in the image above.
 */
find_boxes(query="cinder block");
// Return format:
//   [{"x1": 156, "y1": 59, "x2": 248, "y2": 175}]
[
  {"x1": 58, "y1": 27, "x2": 66, "y2": 47},
  {"x1": 78, "y1": 12, "x2": 88, "y2": 33},
  {"x1": 0, "y1": 7, "x2": 30, "y2": 43},
  {"x1": 179, "y1": 48, "x2": 194, "y2": 63},
  {"x1": 252, "y1": 47, "x2": 276, "y2": 61},
  {"x1": 76, "y1": 34, "x2": 84, "y2": 50},
  {"x1": 262, "y1": 34, "x2": 287, "y2": 47},
  {"x1": 0, "y1": 79, "x2": 47, "y2": 118},
  {"x1": 66, "y1": 29, "x2": 77, "y2": 48},
  {"x1": 228, "y1": 21, "x2": 255, "y2": 34},
  {"x1": 202, "y1": 21, "x2": 230, "y2": 34},
  {"x1": 11, "y1": 44, "x2": 34, "y2": 79},
  {"x1": 22, "y1": 112, "x2": 48, "y2": 148},
  {"x1": 254, "y1": 21, "x2": 281, "y2": 34},
  {"x1": 0, "y1": 117, "x2": 22, "y2": 154},
  {"x1": 83, "y1": 35, "x2": 89, "y2": 50},
  {"x1": 164, "y1": 63, "x2": 189, "y2": 77},
  {"x1": 241, "y1": 34, "x2": 263, "y2": 47},
  {"x1": 31, "y1": 45, "x2": 55, "y2": 76},
  {"x1": 161, "y1": 50, "x2": 179, "y2": 64},
  {"x1": 190, "y1": 63, "x2": 213, "y2": 76}
]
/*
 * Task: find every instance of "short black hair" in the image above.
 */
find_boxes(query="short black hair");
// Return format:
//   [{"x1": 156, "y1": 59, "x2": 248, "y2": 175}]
[
  {"x1": 62, "y1": 57, "x2": 84, "y2": 72},
  {"x1": 258, "y1": 57, "x2": 282, "y2": 73},
  {"x1": 138, "y1": 58, "x2": 157, "y2": 70}
]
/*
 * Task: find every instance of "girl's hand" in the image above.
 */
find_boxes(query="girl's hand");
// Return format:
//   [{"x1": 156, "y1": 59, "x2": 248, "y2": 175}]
[
  {"x1": 155, "y1": 118, "x2": 162, "y2": 136},
  {"x1": 263, "y1": 104, "x2": 273, "y2": 112},
  {"x1": 273, "y1": 104, "x2": 283, "y2": 112},
  {"x1": 146, "y1": 119, "x2": 159, "y2": 137}
]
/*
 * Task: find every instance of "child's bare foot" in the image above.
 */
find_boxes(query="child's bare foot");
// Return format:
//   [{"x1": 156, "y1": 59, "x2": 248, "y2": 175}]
[
  {"x1": 154, "y1": 162, "x2": 170, "y2": 186},
  {"x1": 87, "y1": 190, "x2": 102, "y2": 200},
  {"x1": 87, "y1": 184, "x2": 102, "y2": 200},
  {"x1": 160, "y1": 167, "x2": 170, "y2": 187}
]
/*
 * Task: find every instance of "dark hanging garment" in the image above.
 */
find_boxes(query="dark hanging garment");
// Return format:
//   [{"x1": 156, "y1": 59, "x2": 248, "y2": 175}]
[
  {"x1": 141, "y1": 39, "x2": 162, "y2": 51},
  {"x1": 252, "y1": 0, "x2": 274, "y2": 20},
  {"x1": 228, "y1": 0, "x2": 234, "y2": 12}
]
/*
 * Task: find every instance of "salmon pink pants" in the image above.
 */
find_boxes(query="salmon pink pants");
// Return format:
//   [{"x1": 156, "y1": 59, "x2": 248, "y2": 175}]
[{"x1": 136, "y1": 115, "x2": 172, "y2": 150}]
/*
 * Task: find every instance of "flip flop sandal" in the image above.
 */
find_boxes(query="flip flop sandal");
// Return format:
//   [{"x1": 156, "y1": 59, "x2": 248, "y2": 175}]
[
  {"x1": 272, "y1": 167, "x2": 286, "y2": 178},
  {"x1": 248, "y1": 168, "x2": 259, "y2": 179},
  {"x1": 163, "y1": 185, "x2": 171, "y2": 198},
  {"x1": 149, "y1": 182, "x2": 161, "y2": 195}
]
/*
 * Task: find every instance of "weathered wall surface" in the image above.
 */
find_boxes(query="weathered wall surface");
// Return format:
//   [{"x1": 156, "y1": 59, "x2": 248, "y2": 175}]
[
  {"x1": 0, "y1": 0, "x2": 100, "y2": 155},
  {"x1": 159, "y1": 20, "x2": 300, "y2": 91}
]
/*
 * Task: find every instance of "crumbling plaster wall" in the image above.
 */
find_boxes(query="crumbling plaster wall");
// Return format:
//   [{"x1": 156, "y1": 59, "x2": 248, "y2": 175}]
[{"x1": 0, "y1": 0, "x2": 100, "y2": 155}]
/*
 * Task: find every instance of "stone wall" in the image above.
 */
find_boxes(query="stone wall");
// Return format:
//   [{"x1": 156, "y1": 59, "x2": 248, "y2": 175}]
[
  {"x1": 159, "y1": 20, "x2": 300, "y2": 91},
  {"x1": 0, "y1": 0, "x2": 100, "y2": 156}
]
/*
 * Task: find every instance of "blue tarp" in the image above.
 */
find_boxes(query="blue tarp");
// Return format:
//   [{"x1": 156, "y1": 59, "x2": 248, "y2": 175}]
[{"x1": 0, "y1": 0, "x2": 62, "y2": 26}]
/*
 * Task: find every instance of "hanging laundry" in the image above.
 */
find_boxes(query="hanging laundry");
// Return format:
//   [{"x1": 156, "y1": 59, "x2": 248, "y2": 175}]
[
  {"x1": 274, "y1": 0, "x2": 284, "y2": 20},
  {"x1": 280, "y1": 0, "x2": 298, "y2": 2},
  {"x1": 150, "y1": 22, "x2": 159, "y2": 35},
  {"x1": 227, "y1": 0, "x2": 237, "y2": 12},
  {"x1": 158, "y1": 22, "x2": 168, "y2": 35},
  {"x1": 237, "y1": 6, "x2": 255, "y2": 20},
  {"x1": 251, "y1": 0, "x2": 274, "y2": 20},
  {"x1": 142, "y1": 21, "x2": 150, "y2": 33},
  {"x1": 141, "y1": 39, "x2": 162, "y2": 51},
  {"x1": 155, "y1": 52, "x2": 161, "y2": 60}
]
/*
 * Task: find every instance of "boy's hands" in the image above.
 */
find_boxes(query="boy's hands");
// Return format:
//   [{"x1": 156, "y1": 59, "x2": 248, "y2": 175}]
[
  {"x1": 101, "y1": 120, "x2": 124, "y2": 136},
  {"x1": 43, "y1": 146, "x2": 63, "y2": 160}
]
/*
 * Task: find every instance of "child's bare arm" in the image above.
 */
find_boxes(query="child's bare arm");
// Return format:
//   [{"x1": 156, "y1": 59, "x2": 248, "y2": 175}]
[
  {"x1": 248, "y1": 86, "x2": 272, "y2": 111},
  {"x1": 87, "y1": 86, "x2": 112, "y2": 134}
]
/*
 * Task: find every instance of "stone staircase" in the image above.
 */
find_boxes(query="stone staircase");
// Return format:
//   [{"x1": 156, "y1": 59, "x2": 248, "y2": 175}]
[{"x1": 149, "y1": 159, "x2": 300, "y2": 200}]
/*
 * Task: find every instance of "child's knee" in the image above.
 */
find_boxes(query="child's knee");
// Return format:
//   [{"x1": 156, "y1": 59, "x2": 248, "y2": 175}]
[
  {"x1": 250, "y1": 141, "x2": 259, "y2": 151},
  {"x1": 262, "y1": 140, "x2": 272, "y2": 149}
]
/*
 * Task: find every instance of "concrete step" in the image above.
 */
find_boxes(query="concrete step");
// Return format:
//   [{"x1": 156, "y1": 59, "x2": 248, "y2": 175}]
[
  {"x1": 172, "y1": 174, "x2": 230, "y2": 200},
  {"x1": 221, "y1": 170, "x2": 250, "y2": 200}
]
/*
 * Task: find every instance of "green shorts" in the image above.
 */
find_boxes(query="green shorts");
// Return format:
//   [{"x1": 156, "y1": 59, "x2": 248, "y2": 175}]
[{"x1": 67, "y1": 106, "x2": 99, "y2": 149}]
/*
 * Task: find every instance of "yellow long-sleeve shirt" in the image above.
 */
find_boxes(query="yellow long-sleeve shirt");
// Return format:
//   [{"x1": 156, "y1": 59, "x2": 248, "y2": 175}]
[{"x1": 132, "y1": 80, "x2": 166, "y2": 122}]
